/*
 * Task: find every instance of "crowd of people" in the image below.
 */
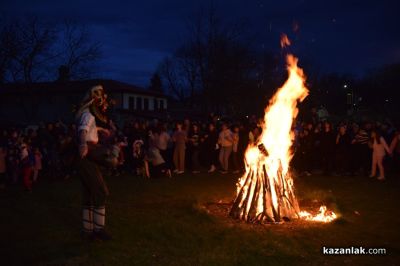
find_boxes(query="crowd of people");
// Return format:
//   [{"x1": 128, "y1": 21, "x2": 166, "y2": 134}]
[
  {"x1": 0, "y1": 121, "x2": 77, "y2": 191},
  {"x1": 0, "y1": 112, "x2": 399, "y2": 192},
  {"x1": 292, "y1": 120, "x2": 399, "y2": 180}
]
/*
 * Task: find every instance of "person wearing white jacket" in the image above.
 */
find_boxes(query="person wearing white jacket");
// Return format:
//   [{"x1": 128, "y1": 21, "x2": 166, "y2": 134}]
[
  {"x1": 369, "y1": 130, "x2": 391, "y2": 180},
  {"x1": 218, "y1": 123, "x2": 234, "y2": 174}
]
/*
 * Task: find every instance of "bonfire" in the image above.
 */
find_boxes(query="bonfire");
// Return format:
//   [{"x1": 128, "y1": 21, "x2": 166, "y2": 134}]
[{"x1": 230, "y1": 35, "x2": 336, "y2": 223}]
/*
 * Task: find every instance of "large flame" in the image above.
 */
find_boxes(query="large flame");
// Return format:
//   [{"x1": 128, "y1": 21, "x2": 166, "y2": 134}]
[
  {"x1": 259, "y1": 54, "x2": 307, "y2": 181},
  {"x1": 231, "y1": 43, "x2": 336, "y2": 223}
]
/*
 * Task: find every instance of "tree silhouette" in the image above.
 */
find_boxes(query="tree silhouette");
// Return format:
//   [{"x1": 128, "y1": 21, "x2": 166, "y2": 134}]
[
  {"x1": 158, "y1": 5, "x2": 258, "y2": 115},
  {"x1": 58, "y1": 20, "x2": 101, "y2": 80},
  {"x1": 3, "y1": 17, "x2": 57, "y2": 83},
  {"x1": 0, "y1": 17, "x2": 102, "y2": 83}
]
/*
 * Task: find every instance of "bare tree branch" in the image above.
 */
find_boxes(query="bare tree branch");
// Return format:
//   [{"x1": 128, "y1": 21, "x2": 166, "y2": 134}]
[
  {"x1": 2, "y1": 17, "x2": 57, "y2": 83},
  {"x1": 59, "y1": 20, "x2": 102, "y2": 80},
  {"x1": 158, "y1": 57, "x2": 185, "y2": 101}
]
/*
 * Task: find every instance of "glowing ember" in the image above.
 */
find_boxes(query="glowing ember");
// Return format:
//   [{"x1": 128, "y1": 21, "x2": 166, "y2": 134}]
[
  {"x1": 230, "y1": 35, "x2": 336, "y2": 224},
  {"x1": 280, "y1": 33, "x2": 291, "y2": 48}
]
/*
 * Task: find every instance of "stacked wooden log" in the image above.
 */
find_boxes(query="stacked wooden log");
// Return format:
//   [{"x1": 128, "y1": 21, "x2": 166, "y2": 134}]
[{"x1": 230, "y1": 144, "x2": 300, "y2": 223}]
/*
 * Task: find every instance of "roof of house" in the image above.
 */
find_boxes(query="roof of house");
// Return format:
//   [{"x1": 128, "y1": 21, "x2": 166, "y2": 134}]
[{"x1": 0, "y1": 79, "x2": 166, "y2": 97}]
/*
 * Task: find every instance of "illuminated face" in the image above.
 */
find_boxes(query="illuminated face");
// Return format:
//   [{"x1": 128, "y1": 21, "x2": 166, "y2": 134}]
[{"x1": 90, "y1": 85, "x2": 108, "y2": 110}]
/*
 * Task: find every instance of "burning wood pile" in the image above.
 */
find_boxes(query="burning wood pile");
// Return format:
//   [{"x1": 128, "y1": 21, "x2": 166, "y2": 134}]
[{"x1": 230, "y1": 36, "x2": 336, "y2": 223}]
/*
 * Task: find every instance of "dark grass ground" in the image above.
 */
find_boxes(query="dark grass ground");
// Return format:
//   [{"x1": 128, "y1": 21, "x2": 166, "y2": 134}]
[{"x1": 0, "y1": 171, "x2": 399, "y2": 265}]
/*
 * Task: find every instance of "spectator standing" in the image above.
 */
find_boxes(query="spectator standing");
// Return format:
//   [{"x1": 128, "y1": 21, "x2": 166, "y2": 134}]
[
  {"x1": 172, "y1": 122, "x2": 187, "y2": 174},
  {"x1": 351, "y1": 124, "x2": 370, "y2": 175},
  {"x1": 202, "y1": 123, "x2": 219, "y2": 173},
  {"x1": 369, "y1": 130, "x2": 391, "y2": 180},
  {"x1": 111, "y1": 136, "x2": 128, "y2": 177},
  {"x1": 297, "y1": 128, "x2": 313, "y2": 176},
  {"x1": 232, "y1": 125, "x2": 240, "y2": 174},
  {"x1": 320, "y1": 122, "x2": 336, "y2": 175},
  {"x1": 232, "y1": 126, "x2": 241, "y2": 174},
  {"x1": 132, "y1": 140, "x2": 148, "y2": 177},
  {"x1": 304, "y1": 123, "x2": 315, "y2": 174},
  {"x1": 189, "y1": 124, "x2": 201, "y2": 174},
  {"x1": 218, "y1": 123, "x2": 234, "y2": 174},
  {"x1": 157, "y1": 124, "x2": 171, "y2": 170},
  {"x1": 312, "y1": 122, "x2": 323, "y2": 169},
  {"x1": 20, "y1": 141, "x2": 33, "y2": 191},
  {"x1": 335, "y1": 125, "x2": 351, "y2": 175}
]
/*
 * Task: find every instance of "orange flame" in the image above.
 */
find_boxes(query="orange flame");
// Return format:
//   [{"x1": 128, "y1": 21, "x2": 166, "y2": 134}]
[
  {"x1": 299, "y1": 206, "x2": 337, "y2": 223},
  {"x1": 280, "y1": 33, "x2": 291, "y2": 48},
  {"x1": 233, "y1": 47, "x2": 336, "y2": 223}
]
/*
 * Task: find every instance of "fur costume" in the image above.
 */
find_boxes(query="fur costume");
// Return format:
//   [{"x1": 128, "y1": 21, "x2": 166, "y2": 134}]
[{"x1": 76, "y1": 85, "x2": 115, "y2": 239}]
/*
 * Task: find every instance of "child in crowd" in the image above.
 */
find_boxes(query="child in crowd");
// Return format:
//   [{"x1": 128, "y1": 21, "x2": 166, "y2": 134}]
[
  {"x1": 111, "y1": 136, "x2": 128, "y2": 176},
  {"x1": 132, "y1": 140, "x2": 149, "y2": 178},
  {"x1": 147, "y1": 146, "x2": 171, "y2": 178}
]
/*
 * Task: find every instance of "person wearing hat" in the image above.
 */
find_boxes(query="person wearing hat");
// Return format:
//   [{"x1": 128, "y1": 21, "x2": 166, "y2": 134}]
[{"x1": 76, "y1": 84, "x2": 115, "y2": 241}]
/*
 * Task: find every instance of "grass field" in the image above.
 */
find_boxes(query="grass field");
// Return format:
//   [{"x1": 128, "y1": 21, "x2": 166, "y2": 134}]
[{"x1": 1, "y1": 171, "x2": 399, "y2": 265}]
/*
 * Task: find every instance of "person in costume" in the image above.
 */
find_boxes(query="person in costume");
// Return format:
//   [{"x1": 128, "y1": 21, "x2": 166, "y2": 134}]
[{"x1": 76, "y1": 84, "x2": 117, "y2": 241}]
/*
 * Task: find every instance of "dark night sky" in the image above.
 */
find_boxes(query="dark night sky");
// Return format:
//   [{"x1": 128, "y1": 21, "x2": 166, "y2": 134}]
[{"x1": 1, "y1": 0, "x2": 399, "y2": 86}]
